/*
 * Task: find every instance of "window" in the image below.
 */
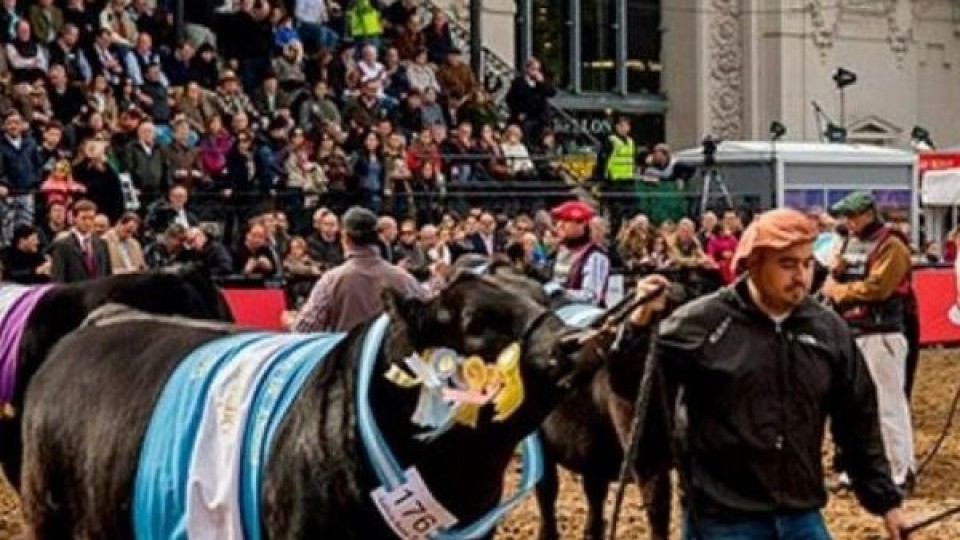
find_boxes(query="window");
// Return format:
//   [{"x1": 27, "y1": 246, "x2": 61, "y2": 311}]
[{"x1": 627, "y1": 0, "x2": 661, "y2": 94}]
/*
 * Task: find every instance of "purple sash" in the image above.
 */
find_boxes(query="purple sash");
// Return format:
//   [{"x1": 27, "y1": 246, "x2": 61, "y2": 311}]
[{"x1": 0, "y1": 284, "x2": 55, "y2": 405}]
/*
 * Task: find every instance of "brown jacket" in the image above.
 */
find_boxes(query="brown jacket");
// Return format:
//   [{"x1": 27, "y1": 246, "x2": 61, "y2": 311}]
[
  {"x1": 436, "y1": 63, "x2": 476, "y2": 101},
  {"x1": 831, "y1": 226, "x2": 912, "y2": 304},
  {"x1": 103, "y1": 229, "x2": 146, "y2": 274}
]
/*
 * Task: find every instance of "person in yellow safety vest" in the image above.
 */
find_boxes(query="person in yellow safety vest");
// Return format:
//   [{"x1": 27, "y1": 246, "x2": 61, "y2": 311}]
[
  {"x1": 347, "y1": 0, "x2": 383, "y2": 51},
  {"x1": 603, "y1": 116, "x2": 636, "y2": 182}
]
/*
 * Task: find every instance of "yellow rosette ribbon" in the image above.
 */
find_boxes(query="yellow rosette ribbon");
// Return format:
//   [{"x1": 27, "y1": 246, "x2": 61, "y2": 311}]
[{"x1": 492, "y1": 343, "x2": 524, "y2": 422}]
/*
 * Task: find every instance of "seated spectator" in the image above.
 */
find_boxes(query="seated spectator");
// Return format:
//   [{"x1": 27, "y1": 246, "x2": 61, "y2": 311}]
[
  {"x1": 182, "y1": 225, "x2": 233, "y2": 276},
  {"x1": 196, "y1": 114, "x2": 233, "y2": 182},
  {"x1": 272, "y1": 42, "x2": 308, "y2": 101},
  {"x1": 144, "y1": 222, "x2": 188, "y2": 269},
  {"x1": 500, "y1": 124, "x2": 536, "y2": 178},
  {"x1": 419, "y1": 86, "x2": 445, "y2": 128},
  {"x1": 393, "y1": 18, "x2": 425, "y2": 61},
  {"x1": 233, "y1": 221, "x2": 280, "y2": 277},
  {"x1": 306, "y1": 208, "x2": 344, "y2": 269},
  {"x1": 382, "y1": 0, "x2": 419, "y2": 38},
  {"x1": 38, "y1": 200, "x2": 68, "y2": 248},
  {"x1": 383, "y1": 47, "x2": 410, "y2": 101},
  {"x1": 298, "y1": 80, "x2": 341, "y2": 135},
  {"x1": 165, "y1": 118, "x2": 204, "y2": 190},
  {"x1": 407, "y1": 48, "x2": 440, "y2": 94},
  {"x1": 617, "y1": 217, "x2": 652, "y2": 271},
  {"x1": 92, "y1": 213, "x2": 110, "y2": 236},
  {"x1": 135, "y1": 62, "x2": 172, "y2": 125},
  {"x1": 475, "y1": 123, "x2": 510, "y2": 180},
  {"x1": 1, "y1": 224, "x2": 51, "y2": 284},
  {"x1": 535, "y1": 128, "x2": 567, "y2": 183},
  {"x1": 7, "y1": 20, "x2": 49, "y2": 84},
  {"x1": 394, "y1": 89, "x2": 425, "y2": 136},
  {"x1": 706, "y1": 222, "x2": 739, "y2": 284},
  {"x1": 285, "y1": 127, "x2": 328, "y2": 209},
  {"x1": 459, "y1": 89, "x2": 501, "y2": 133},
  {"x1": 145, "y1": 184, "x2": 198, "y2": 237},
  {"x1": 123, "y1": 120, "x2": 169, "y2": 207},
  {"x1": 29, "y1": 0, "x2": 63, "y2": 46},
  {"x1": 436, "y1": 48, "x2": 476, "y2": 105},
  {"x1": 283, "y1": 234, "x2": 324, "y2": 305},
  {"x1": 102, "y1": 212, "x2": 146, "y2": 274},
  {"x1": 100, "y1": 0, "x2": 138, "y2": 48},
  {"x1": 40, "y1": 159, "x2": 86, "y2": 208},
  {"x1": 86, "y1": 73, "x2": 119, "y2": 129},
  {"x1": 669, "y1": 217, "x2": 712, "y2": 269},
  {"x1": 46, "y1": 64, "x2": 85, "y2": 125}
]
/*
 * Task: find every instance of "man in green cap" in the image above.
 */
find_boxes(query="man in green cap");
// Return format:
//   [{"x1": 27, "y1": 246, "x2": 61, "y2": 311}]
[{"x1": 822, "y1": 190, "x2": 915, "y2": 492}]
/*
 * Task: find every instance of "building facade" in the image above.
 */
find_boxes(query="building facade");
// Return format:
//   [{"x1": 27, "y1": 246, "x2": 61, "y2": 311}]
[{"x1": 466, "y1": 0, "x2": 960, "y2": 150}]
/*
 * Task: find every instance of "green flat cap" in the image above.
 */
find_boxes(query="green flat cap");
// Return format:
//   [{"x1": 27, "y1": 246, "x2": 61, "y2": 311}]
[{"x1": 830, "y1": 191, "x2": 875, "y2": 216}]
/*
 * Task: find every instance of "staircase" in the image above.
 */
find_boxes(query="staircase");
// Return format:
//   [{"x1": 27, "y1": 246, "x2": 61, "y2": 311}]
[{"x1": 421, "y1": 0, "x2": 600, "y2": 149}]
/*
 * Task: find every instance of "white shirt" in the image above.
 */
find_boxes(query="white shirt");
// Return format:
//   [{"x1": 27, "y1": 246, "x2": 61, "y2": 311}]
[{"x1": 295, "y1": 0, "x2": 328, "y2": 24}]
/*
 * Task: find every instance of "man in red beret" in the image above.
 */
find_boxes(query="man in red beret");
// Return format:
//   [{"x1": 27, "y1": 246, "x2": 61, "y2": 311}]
[{"x1": 546, "y1": 200, "x2": 610, "y2": 306}]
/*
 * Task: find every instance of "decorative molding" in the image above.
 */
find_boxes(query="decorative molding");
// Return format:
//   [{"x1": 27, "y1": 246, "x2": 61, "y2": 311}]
[
  {"x1": 808, "y1": 0, "x2": 913, "y2": 61},
  {"x1": 809, "y1": 0, "x2": 840, "y2": 56},
  {"x1": 885, "y1": 0, "x2": 913, "y2": 61},
  {"x1": 708, "y1": 0, "x2": 743, "y2": 139}
]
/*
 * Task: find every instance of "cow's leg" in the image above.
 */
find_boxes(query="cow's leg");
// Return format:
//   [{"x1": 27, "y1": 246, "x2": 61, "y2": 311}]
[
  {"x1": 642, "y1": 468, "x2": 672, "y2": 540},
  {"x1": 534, "y1": 456, "x2": 561, "y2": 540},
  {"x1": 20, "y1": 450, "x2": 72, "y2": 540},
  {"x1": 0, "y1": 418, "x2": 23, "y2": 489},
  {"x1": 582, "y1": 473, "x2": 608, "y2": 540}
]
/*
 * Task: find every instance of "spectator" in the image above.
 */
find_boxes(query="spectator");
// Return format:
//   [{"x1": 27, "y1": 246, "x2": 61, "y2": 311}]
[
  {"x1": 352, "y1": 130, "x2": 385, "y2": 213},
  {"x1": 165, "y1": 117, "x2": 204, "y2": 191},
  {"x1": 28, "y1": 0, "x2": 63, "y2": 46},
  {"x1": 144, "y1": 222, "x2": 188, "y2": 269},
  {"x1": 123, "y1": 120, "x2": 169, "y2": 207},
  {"x1": 422, "y1": 10, "x2": 454, "y2": 65},
  {"x1": 102, "y1": 211, "x2": 146, "y2": 274},
  {"x1": 706, "y1": 220, "x2": 740, "y2": 284},
  {"x1": 48, "y1": 23, "x2": 91, "y2": 84},
  {"x1": 1, "y1": 224, "x2": 51, "y2": 284},
  {"x1": 406, "y1": 48, "x2": 440, "y2": 94},
  {"x1": 382, "y1": 0, "x2": 419, "y2": 38},
  {"x1": 72, "y1": 137, "x2": 125, "y2": 223},
  {"x1": 233, "y1": 221, "x2": 279, "y2": 277},
  {"x1": 436, "y1": 47, "x2": 476, "y2": 105},
  {"x1": 38, "y1": 200, "x2": 68, "y2": 248},
  {"x1": 396, "y1": 218, "x2": 429, "y2": 278},
  {"x1": 467, "y1": 211, "x2": 505, "y2": 258},
  {"x1": 92, "y1": 213, "x2": 110, "y2": 236},
  {"x1": 136, "y1": 62, "x2": 172, "y2": 125},
  {"x1": 505, "y1": 57, "x2": 556, "y2": 142},
  {"x1": 306, "y1": 208, "x2": 344, "y2": 268},
  {"x1": 99, "y1": 0, "x2": 138, "y2": 48},
  {"x1": 145, "y1": 184, "x2": 198, "y2": 236},
  {"x1": 548, "y1": 200, "x2": 610, "y2": 306},
  {"x1": 182, "y1": 225, "x2": 233, "y2": 276},
  {"x1": 46, "y1": 64, "x2": 85, "y2": 125},
  {"x1": 500, "y1": 124, "x2": 536, "y2": 179},
  {"x1": 283, "y1": 234, "x2": 323, "y2": 305},
  {"x1": 670, "y1": 217, "x2": 712, "y2": 269},
  {"x1": 289, "y1": 206, "x2": 436, "y2": 333},
  {"x1": 298, "y1": 80, "x2": 341, "y2": 135},
  {"x1": 7, "y1": 20, "x2": 49, "y2": 84},
  {"x1": 0, "y1": 0, "x2": 21, "y2": 44},
  {"x1": 39, "y1": 158, "x2": 86, "y2": 208},
  {"x1": 86, "y1": 73, "x2": 119, "y2": 129},
  {"x1": 393, "y1": 18, "x2": 425, "y2": 62},
  {"x1": 459, "y1": 89, "x2": 500, "y2": 134},
  {"x1": 0, "y1": 110, "x2": 42, "y2": 240},
  {"x1": 49, "y1": 198, "x2": 110, "y2": 282},
  {"x1": 346, "y1": 0, "x2": 383, "y2": 52},
  {"x1": 475, "y1": 122, "x2": 510, "y2": 180}
]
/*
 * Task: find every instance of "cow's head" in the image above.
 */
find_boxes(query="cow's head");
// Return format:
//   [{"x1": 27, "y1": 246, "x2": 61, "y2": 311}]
[{"x1": 382, "y1": 270, "x2": 591, "y2": 439}]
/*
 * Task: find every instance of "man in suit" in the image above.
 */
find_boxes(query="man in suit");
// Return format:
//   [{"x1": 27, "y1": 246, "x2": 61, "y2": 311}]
[
  {"x1": 50, "y1": 199, "x2": 111, "y2": 282},
  {"x1": 103, "y1": 212, "x2": 146, "y2": 274},
  {"x1": 467, "y1": 211, "x2": 505, "y2": 258}
]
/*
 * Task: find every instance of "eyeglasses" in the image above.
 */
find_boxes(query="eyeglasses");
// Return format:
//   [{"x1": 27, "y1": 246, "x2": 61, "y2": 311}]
[{"x1": 401, "y1": 230, "x2": 416, "y2": 235}]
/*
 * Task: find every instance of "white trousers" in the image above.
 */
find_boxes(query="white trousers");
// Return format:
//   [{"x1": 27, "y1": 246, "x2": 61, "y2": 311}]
[{"x1": 855, "y1": 333, "x2": 915, "y2": 484}]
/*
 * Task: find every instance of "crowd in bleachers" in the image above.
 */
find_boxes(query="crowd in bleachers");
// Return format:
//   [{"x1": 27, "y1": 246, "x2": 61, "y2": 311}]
[{"x1": 0, "y1": 0, "x2": 581, "y2": 285}]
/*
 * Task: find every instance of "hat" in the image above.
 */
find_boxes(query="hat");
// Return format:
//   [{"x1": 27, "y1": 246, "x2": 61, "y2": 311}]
[
  {"x1": 550, "y1": 200, "x2": 595, "y2": 223},
  {"x1": 342, "y1": 207, "x2": 379, "y2": 245},
  {"x1": 732, "y1": 208, "x2": 818, "y2": 270},
  {"x1": 830, "y1": 191, "x2": 875, "y2": 216},
  {"x1": 219, "y1": 70, "x2": 238, "y2": 82}
]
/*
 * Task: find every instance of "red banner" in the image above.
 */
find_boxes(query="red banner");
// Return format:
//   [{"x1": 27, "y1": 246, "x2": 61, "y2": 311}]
[
  {"x1": 223, "y1": 288, "x2": 287, "y2": 331},
  {"x1": 919, "y1": 152, "x2": 960, "y2": 175},
  {"x1": 914, "y1": 267, "x2": 960, "y2": 345}
]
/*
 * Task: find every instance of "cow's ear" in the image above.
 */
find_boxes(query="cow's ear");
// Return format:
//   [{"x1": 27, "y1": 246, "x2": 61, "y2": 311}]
[{"x1": 383, "y1": 288, "x2": 431, "y2": 337}]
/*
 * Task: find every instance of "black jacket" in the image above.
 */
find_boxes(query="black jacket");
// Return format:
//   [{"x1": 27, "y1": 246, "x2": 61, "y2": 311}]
[{"x1": 613, "y1": 278, "x2": 901, "y2": 521}]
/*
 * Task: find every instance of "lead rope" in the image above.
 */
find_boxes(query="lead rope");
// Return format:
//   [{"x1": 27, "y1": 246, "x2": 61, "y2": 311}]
[{"x1": 606, "y1": 319, "x2": 660, "y2": 540}]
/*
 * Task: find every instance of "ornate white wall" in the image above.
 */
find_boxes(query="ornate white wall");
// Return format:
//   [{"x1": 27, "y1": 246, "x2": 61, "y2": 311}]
[{"x1": 664, "y1": 0, "x2": 960, "y2": 149}]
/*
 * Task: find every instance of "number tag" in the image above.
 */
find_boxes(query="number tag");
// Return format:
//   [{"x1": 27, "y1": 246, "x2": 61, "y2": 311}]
[{"x1": 370, "y1": 468, "x2": 458, "y2": 540}]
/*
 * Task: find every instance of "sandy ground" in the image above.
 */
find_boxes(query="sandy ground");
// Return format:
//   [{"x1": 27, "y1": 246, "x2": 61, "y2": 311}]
[{"x1": 3, "y1": 349, "x2": 960, "y2": 539}]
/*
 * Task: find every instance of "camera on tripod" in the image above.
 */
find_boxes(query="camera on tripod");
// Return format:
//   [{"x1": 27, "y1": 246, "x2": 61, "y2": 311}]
[{"x1": 701, "y1": 135, "x2": 722, "y2": 168}]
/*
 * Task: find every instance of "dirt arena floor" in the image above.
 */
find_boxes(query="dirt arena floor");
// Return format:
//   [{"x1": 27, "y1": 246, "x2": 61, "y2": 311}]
[{"x1": 2, "y1": 349, "x2": 960, "y2": 539}]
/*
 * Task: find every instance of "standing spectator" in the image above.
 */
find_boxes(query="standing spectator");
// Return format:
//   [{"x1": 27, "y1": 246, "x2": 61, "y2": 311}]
[
  {"x1": 505, "y1": 57, "x2": 556, "y2": 142},
  {"x1": 346, "y1": 0, "x2": 383, "y2": 52},
  {"x1": 102, "y1": 211, "x2": 146, "y2": 274},
  {"x1": 352, "y1": 130, "x2": 385, "y2": 213},
  {"x1": 422, "y1": 10, "x2": 454, "y2": 65},
  {"x1": 72, "y1": 137, "x2": 125, "y2": 223},
  {"x1": 123, "y1": 120, "x2": 169, "y2": 208},
  {"x1": 1, "y1": 224, "x2": 50, "y2": 284},
  {"x1": 0, "y1": 110, "x2": 42, "y2": 241},
  {"x1": 49, "y1": 199, "x2": 110, "y2": 282},
  {"x1": 547, "y1": 200, "x2": 610, "y2": 305},
  {"x1": 822, "y1": 191, "x2": 917, "y2": 490}
]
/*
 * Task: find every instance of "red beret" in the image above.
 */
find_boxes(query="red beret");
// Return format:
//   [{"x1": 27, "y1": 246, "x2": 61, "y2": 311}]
[{"x1": 550, "y1": 201, "x2": 595, "y2": 223}]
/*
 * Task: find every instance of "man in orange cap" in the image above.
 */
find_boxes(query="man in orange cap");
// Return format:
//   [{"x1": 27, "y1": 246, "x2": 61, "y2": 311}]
[
  {"x1": 613, "y1": 207, "x2": 906, "y2": 539},
  {"x1": 547, "y1": 200, "x2": 610, "y2": 306}
]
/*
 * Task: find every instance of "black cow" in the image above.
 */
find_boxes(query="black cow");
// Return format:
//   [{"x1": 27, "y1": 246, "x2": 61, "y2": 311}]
[
  {"x1": 21, "y1": 271, "x2": 593, "y2": 539},
  {"x1": 0, "y1": 264, "x2": 234, "y2": 489}
]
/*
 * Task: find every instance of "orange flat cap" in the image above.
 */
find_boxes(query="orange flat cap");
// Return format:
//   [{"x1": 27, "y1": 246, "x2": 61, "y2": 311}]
[{"x1": 733, "y1": 208, "x2": 818, "y2": 269}]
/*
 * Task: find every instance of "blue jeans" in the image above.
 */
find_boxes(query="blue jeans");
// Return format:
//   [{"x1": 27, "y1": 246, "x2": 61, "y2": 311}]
[{"x1": 683, "y1": 510, "x2": 831, "y2": 540}]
